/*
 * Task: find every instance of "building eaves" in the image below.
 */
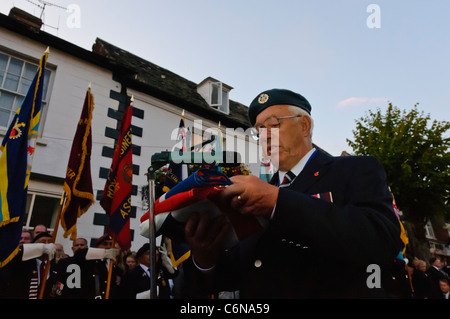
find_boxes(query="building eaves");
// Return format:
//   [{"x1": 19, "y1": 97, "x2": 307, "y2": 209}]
[
  {"x1": 92, "y1": 38, "x2": 250, "y2": 128},
  {"x1": 0, "y1": 12, "x2": 114, "y2": 72},
  {"x1": 0, "y1": 11, "x2": 250, "y2": 129}
]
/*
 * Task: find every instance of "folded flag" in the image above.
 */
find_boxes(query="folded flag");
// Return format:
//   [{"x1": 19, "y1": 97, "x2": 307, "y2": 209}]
[
  {"x1": 156, "y1": 169, "x2": 231, "y2": 214},
  {"x1": 140, "y1": 169, "x2": 260, "y2": 245},
  {"x1": 140, "y1": 169, "x2": 231, "y2": 236}
]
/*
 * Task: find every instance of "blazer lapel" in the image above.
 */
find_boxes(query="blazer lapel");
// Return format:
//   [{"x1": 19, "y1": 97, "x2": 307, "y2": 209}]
[{"x1": 290, "y1": 150, "x2": 334, "y2": 193}]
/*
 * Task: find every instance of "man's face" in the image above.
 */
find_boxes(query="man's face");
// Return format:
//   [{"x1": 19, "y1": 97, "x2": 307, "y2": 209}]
[
  {"x1": 255, "y1": 105, "x2": 309, "y2": 171},
  {"x1": 440, "y1": 281, "x2": 449, "y2": 293},
  {"x1": 20, "y1": 232, "x2": 32, "y2": 244},
  {"x1": 97, "y1": 239, "x2": 113, "y2": 249},
  {"x1": 139, "y1": 249, "x2": 160, "y2": 268},
  {"x1": 35, "y1": 236, "x2": 52, "y2": 244},
  {"x1": 433, "y1": 259, "x2": 442, "y2": 268},
  {"x1": 33, "y1": 225, "x2": 46, "y2": 237},
  {"x1": 72, "y1": 238, "x2": 88, "y2": 253},
  {"x1": 140, "y1": 250, "x2": 151, "y2": 267}
]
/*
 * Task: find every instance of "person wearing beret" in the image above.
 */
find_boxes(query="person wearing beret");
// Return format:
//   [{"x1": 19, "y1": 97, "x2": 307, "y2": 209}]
[
  {"x1": 0, "y1": 232, "x2": 56, "y2": 299},
  {"x1": 185, "y1": 88, "x2": 404, "y2": 298},
  {"x1": 120, "y1": 243, "x2": 177, "y2": 299},
  {"x1": 57, "y1": 234, "x2": 122, "y2": 299}
]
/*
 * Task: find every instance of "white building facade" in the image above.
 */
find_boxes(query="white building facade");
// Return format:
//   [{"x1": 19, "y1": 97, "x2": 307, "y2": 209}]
[{"x1": 0, "y1": 8, "x2": 257, "y2": 254}]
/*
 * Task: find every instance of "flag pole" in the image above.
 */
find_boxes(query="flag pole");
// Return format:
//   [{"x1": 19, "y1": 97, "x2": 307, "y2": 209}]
[
  {"x1": 38, "y1": 191, "x2": 65, "y2": 299},
  {"x1": 105, "y1": 238, "x2": 115, "y2": 299},
  {"x1": 147, "y1": 165, "x2": 158, "y2": 299}
]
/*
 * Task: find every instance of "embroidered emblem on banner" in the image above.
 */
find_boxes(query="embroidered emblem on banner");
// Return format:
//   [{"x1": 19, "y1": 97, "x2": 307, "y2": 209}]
[{"x1": 9, "y1": 119, "x2": 26, "y2": 139}]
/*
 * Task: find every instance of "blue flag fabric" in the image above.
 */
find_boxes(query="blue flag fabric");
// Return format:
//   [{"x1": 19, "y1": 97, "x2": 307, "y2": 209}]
[
  {"x1": 0, "y1": 50, "x2": 48, "y2": 267},
  {"x1": 163, "y1": 168, "x2": 232, "y2": 201}
]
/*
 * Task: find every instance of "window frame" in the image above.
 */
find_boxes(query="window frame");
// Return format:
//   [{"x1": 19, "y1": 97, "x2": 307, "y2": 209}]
[
  {"x1": 23, "y1": 190, "x2": 62, "y2": 233},
  {"x1": 0, "y1": 49, "x2": 54, "y2": 137},
  {"x1": 209, "y1": 81, "x2": 222, "y2": 107},
  {"x1": 209, "y1": 81, "x2": 230, "y2": 114}
]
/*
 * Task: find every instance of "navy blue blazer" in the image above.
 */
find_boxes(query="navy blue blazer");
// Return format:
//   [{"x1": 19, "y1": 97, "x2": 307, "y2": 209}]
[{"x1": 206, "y1": 150, "x2": 403, "y2": 298}]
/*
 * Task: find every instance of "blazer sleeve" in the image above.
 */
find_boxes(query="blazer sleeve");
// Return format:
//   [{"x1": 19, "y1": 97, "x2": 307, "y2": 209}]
[{"x1": 271, "y1": 156, "x2": 402, "y2": 267}]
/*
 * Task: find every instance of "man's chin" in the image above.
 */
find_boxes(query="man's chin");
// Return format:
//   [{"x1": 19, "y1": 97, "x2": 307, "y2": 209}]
[{"x1": 268, "y1": 152, "x2": 281, "y2": 169}]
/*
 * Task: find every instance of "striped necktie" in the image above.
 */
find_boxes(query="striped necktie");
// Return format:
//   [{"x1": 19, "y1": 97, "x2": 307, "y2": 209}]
[{"x1": 279, "y1": 171, "x2": 295, "y2": 187}]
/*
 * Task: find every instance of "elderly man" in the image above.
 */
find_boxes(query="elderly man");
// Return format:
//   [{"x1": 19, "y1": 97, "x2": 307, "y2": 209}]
[
  {"x1": 185, "y1": 88, "x2": 403, "y2": 298},
  {"x1": 0, "y1": 232, "x2": 56, "y2": 299}
]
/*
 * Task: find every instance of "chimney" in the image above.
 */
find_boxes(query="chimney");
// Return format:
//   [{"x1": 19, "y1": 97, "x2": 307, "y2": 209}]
[{"x1": 9, "y1": 7, "x2": 43, "y2": 30}]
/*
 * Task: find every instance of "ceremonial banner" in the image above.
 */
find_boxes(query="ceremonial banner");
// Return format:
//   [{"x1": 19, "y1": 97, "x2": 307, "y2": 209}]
[
  {"x1": 390, "y1": 188, "x2": 408, "y2": 255},
  {"x1": 0, "y1": 49, "x2": 48, "y2": 267},
  {"x1": 161, "y1": 111, "x2": 190, "y2": 267},
  {"x1": 60, "y1": 87, "x2": 95, "y2": 240},
  {"x1": 100, "y1": 104, "x2": 133, "y2": 250},
  {"x1": 163, "y1": 111, "x2": 188, "y2": 192}
]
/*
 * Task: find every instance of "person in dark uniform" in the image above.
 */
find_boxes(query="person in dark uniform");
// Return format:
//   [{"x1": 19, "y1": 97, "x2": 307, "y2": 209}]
[
  {"x1": 0, "y1": 232, "x2": 56, "y2": 299},
  {"x1": 185, "y1": 88, "x2": 403, "y2": 298},
  {"x1": 427, "y1": 257, "x2": 449, "y2": 299},
  {"x1": 57, "y1": 234, "x2": 121, "y2": 299},
  {"x1": 121, "y1": 243, "x2": 177, "y2": 299}
]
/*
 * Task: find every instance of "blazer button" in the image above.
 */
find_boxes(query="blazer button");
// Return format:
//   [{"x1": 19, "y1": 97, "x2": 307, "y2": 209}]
[{"x1": 254, "y1": 259, "x2": 262, "y2": 268}]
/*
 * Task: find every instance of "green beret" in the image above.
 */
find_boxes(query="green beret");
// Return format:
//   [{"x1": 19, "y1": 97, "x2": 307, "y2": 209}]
[{"x1": 248, "y1": 89, "x2": 312, "y2": 126}]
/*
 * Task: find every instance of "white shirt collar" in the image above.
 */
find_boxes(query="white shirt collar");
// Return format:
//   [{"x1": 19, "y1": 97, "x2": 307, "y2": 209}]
[
  {"x1": 140, "y1": 263, "x2": 150, "y2": 276},
  {"x1": 278, "y1": 148, "x2": 316, "y2": 184}
]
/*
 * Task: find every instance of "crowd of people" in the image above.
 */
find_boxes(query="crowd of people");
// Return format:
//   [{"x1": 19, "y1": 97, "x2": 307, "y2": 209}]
[
  {"x1": 407, "y1": 256, "x2": 450, "y2": 299},
  {"x1": 0, "y1": 224, "x2": 448, "y2": 299},
  {"x1": 0, "y1": 225, "x2": 182, "y2": 299},
  {"x1": 1, "y1": 88, "x2": 449, "y2": 300}
]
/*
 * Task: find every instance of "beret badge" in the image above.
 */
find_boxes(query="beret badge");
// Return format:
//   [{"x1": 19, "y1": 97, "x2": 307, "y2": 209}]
[{"x1": 258, "y1": 93, "x2": 269, "y2": 104}]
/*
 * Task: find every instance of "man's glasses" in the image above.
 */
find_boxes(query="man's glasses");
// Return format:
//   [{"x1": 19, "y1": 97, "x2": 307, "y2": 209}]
[{"x1": 249, "y1": 115, "x2": 302, "y2": 140}]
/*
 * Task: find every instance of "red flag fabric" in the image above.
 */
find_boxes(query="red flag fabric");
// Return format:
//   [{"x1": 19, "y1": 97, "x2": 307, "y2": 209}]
[
  {"x1": 60, "y1": 88, "x2": 95, "y2": 240},
  {"x1": 100, "y1": 104, "x2": 133, "y2": 250}
]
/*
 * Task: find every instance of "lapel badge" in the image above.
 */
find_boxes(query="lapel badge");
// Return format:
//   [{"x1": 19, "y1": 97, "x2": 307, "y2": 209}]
[{"x1": 314, "y1": 171, "x2": 319, "y2": 177}]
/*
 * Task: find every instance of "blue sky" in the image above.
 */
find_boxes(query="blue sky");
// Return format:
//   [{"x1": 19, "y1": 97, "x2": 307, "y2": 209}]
[{"x1": 1, "y1": 0, "x2": 449, "y2": 156}]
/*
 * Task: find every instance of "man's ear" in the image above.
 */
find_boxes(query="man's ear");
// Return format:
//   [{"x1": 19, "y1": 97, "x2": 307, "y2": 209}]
[{"x1": 299, "y1": 115, "x2": 312, "y2": 137}]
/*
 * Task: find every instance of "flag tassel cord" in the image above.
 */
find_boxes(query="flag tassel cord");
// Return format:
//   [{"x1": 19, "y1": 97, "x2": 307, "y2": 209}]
[{"x1": 38, "y1": 191, "x2": 65, "y2": 299}]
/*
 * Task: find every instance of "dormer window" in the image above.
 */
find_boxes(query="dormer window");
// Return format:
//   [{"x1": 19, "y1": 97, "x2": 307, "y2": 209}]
[
  {"x1": 210, "y1": 82, "x2": 222, "y2": 106},
  {"x1": 197, "y1": 77, "x2": 232, "y2": 114}
]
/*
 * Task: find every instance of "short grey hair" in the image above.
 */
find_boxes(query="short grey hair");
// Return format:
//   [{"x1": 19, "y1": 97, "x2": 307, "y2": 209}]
[{"x1": 287, "y1": 105, "x2": 314, "y2": 138}]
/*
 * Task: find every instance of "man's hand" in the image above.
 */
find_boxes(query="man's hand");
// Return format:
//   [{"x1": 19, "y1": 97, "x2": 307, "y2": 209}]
[
  {"x1": 185, "y1": 212, "x2": 231, "y2": 269},
  {"x1": 220, "y1": 175, "x2": 279, "y2": 219}
]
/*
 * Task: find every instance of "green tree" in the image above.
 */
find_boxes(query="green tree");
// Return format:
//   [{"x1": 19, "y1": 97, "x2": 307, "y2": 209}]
[{"x1": 347, "y1": 103, "x2": 450, "y2": 260}]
